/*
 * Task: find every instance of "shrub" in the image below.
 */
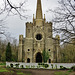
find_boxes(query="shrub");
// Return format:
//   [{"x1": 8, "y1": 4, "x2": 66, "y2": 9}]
[
  {"x1": 38, "y1": 63, "x2": 49, "y2": 69},
  {"x1": 7, "y1": 65, "x2": 10, "y2": 68},
  {"x1": 38, "y1": 63, "x2": 41, "y2": 65},
  {"x1": 60, "y1": 66, "x2": 63, "y2": 69},
  {"x1": 51, "y1": 64, "x2": 53, "y2": 69},
  {"x1": 26, "y1": 65, "x2": 30, "y2": 68},
  {"x1": 15, "y1": 64, "x2": 19, "y2": 68},
  {"x1": 20, "y1": 65, "x2": 24, "y2": 69},
  {"x1": 31, "y1": 65, "x2": 35, "y2": 68},
  {"x1": 37, "y1": 66, "x2": 40, "y2": 68},
  {"x1": 44, "y1": 64, "x2": 49, "y2": 68},
  {"x1": 42, "y1": 63, "x2": 44, "y2": 66},
  {"x1": 63, "y1": 67, "x2": 67, "y2": 70},
  {"x1": 10, "y1": 64, "x2": 13, "y2": 68},
  {"x1": 55, "y1": 65, "x2": 57, "y2": 69},
  {"x1": 60, "y1": 66, "x2": 67, "y2": 70},
  {"x1": 71, "y1": 66, "x2": 75, "y2": 71}
]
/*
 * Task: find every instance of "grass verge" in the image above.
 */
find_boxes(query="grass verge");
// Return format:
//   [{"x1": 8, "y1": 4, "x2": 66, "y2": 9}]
[
  {"x1": 0, "y1": 68, "x2": 9, "y2": 72},
  {"x1": 16, "y1": 71, "x2": 32, "y2": 75},
  {"x1": 17, "y1": 72, "x2": 24, "y2": 75},
  {"x1": 55, "y1": 71, "x2": 70, "y2": 75},
  {"x1": 0, "y1": 62, "x2": 6, "y2": 66}
]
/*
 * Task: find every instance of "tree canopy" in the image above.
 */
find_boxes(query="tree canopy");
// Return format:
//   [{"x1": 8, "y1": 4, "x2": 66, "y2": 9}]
[
  {"x1": 42, "y1": 50, "x2": 49, "y2": 63},
  {"x1": 6, "y1": 42, "x2": 12, "y2": 61}
]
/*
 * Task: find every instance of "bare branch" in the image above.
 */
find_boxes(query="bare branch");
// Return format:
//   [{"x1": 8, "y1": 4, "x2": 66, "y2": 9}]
[
  {"x1": 0, "y1": 0, "x2": 28, "y2": 20},
  {"x1": 48, "y1": 0, "x2": 75, "y2": 44}
]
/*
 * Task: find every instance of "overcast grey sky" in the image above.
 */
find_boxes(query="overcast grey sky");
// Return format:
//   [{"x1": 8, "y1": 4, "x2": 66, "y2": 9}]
[{"x1": 0, "y1": 0, "x2": 59, "y2": 40}]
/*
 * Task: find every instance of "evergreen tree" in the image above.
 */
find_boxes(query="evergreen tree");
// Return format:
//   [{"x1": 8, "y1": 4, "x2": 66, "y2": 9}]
[
  {"x1": 42, "y1": 50, "x2": 49, "y2": 63},
  {"x1": 6, "y1": 42, "x2": 12, "y2": 61}
]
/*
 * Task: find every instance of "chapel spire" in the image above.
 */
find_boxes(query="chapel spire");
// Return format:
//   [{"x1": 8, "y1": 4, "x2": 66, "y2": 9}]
[{"x1": 36, "y1": 0, "x2": 43, "y2": 19}]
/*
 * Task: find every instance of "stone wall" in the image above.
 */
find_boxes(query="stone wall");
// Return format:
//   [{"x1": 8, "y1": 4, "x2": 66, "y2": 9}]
[{"x1": 6, "y1": 62, "x2": 75, "y2": 69}]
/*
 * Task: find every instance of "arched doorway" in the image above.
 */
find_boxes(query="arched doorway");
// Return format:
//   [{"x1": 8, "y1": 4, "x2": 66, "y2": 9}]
[
  {"x1": 36, "y1": 52, "x2": 42, "y2": 63},
  {"x1": 27, "y1": 58, "x2": 30, "y2": 63}
]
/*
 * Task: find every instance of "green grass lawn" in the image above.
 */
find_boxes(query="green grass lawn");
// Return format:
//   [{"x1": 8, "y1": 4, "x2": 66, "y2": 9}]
[
  {"x1": 0, "y1": 66, "x2": 74, "y2": 75},
  {"x1": 17, "y1": 72, "x2": 24, "y2": 75},
  {"x1": 0, "y1": 68, "x2": 9, "y2": 72},
  {"x1": 0, "y1": 67, "x2": 32, "y2": 75},
  {"x1": 55, "y1": 71, "x2": 71, "y2": 75},
  {"x1": 16, "y1": 71, "x2": 32, "y2": 75},
  {"x1": 0, "y1": 62, "x2": 6, "y2": 66}
]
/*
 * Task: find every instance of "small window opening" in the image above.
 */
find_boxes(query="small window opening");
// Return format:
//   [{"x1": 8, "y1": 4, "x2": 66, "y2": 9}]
[
  {"x1": 49, "y1": 49, "x2": 51, "y2": 51},
  {"x1": 28, "y1": 49, "x2": 30, "y2": 51}
]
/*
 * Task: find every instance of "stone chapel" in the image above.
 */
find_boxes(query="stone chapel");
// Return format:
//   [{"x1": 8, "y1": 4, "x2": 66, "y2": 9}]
[{"x1": 18, "y1": 0, "x2": 60, "y2": 63}]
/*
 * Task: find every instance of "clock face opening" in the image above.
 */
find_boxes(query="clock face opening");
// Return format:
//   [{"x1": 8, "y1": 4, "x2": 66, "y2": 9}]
[{"x1": 36, "y1": 34, "x2": 42, "y2": 40}]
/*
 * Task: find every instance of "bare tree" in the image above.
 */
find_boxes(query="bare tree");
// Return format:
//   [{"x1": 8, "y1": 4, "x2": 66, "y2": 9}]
[
  {"x1": 0, "y1": 20, "x2": 6, "y2": 36},
  {"x1": 0, "y1": 0, "x2": 28, "y2": 37},
  {"x1": 48, "y1": 0, "x2": 75, "y2": 43},
  {"x1": 0, "y1": 0, "x2": 28, "y2": 19}
]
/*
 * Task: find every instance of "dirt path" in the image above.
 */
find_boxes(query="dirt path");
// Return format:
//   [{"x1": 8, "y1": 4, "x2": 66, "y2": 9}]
[
  {"x1": 1, "y1": 68, "x2": 75, "y2": 75},
  {"x1": 19, "y1": 69, "x2": 64, "y2": 75},
  {"x1": 0, "y1": 69, "x2": 55, "y2": 75},
  {"x1": 31, "y1": 69, "x2": 55, "y2": 75}
]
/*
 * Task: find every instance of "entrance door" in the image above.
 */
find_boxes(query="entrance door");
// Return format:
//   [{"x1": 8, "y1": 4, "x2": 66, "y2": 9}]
[
  {"x1": 36, "y1": 52, "x2": 42, "y2": 63},
  {"x1": 27, "y1": 58, "x2": 30, "y2": 63},
  {"x1": 49, "y1": 59, "x2": 51, "y2": 63}
]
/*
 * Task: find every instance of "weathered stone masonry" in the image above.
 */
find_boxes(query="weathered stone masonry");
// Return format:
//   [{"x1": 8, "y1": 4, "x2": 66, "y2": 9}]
[{"x1": 18, "y1": 0, "x2": 60, "y2": 63}]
